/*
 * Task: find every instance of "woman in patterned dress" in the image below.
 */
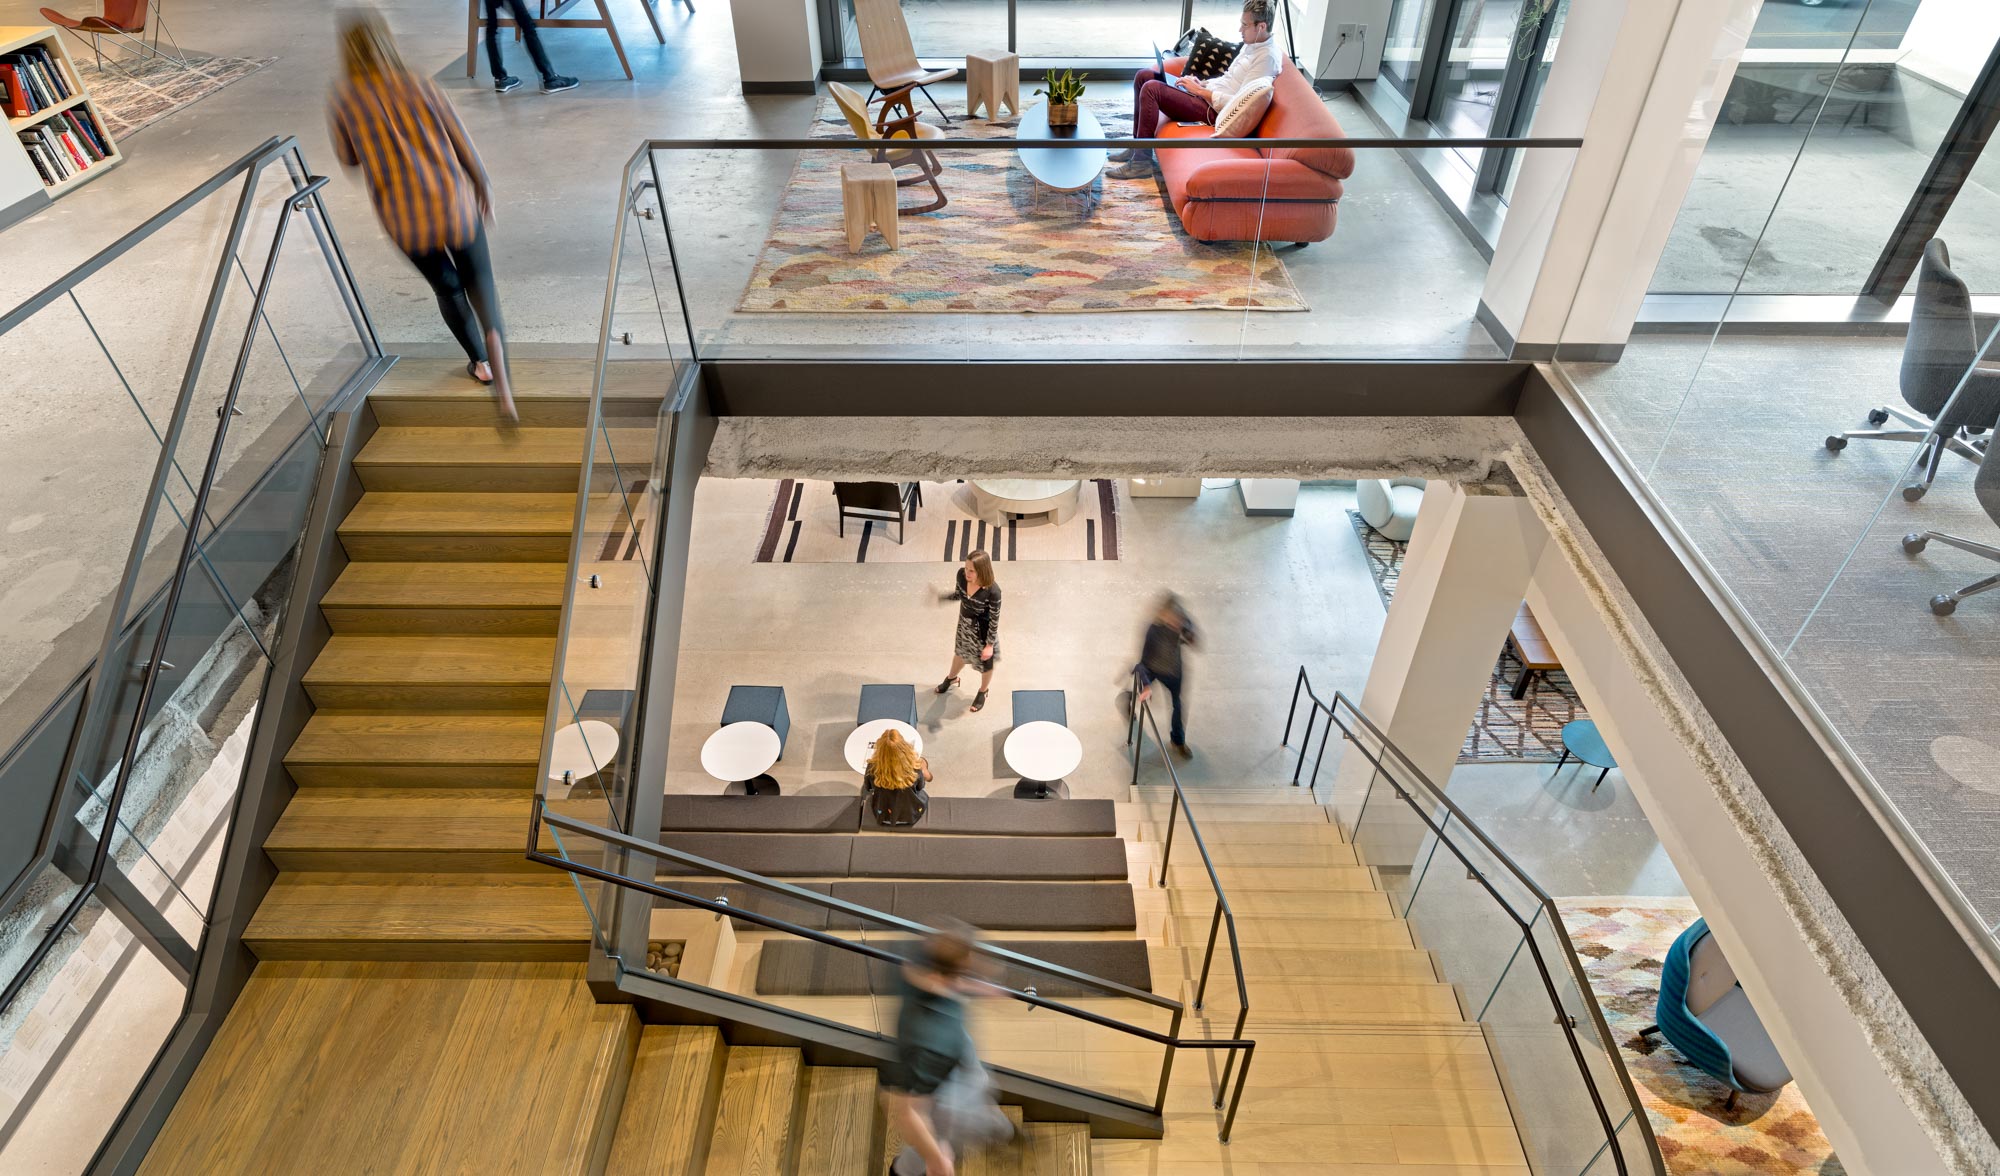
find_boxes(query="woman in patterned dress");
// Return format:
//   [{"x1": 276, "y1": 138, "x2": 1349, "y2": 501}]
[{"x1": 937, "y1": 550, "x2": 1001, "y2": 713}]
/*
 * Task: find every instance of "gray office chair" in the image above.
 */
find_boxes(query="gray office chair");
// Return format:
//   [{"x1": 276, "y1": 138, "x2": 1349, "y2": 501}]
[
  {"x1": 1826, "y1": 239, "x2": 2000, "y2": 501},
  {"x1": 1903, "y1": 445, "x2": 2000, "y2": 615}
]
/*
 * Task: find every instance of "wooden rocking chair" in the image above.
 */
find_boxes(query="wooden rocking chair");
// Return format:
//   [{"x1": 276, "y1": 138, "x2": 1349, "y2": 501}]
[{"x1": 829, "y1": 80, "x2": 947, "y2": 215}]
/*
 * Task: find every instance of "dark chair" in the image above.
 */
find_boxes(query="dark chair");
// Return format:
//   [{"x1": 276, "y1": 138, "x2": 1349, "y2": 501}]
[
  {"x1": 867, "y1": 783, "x2": 928, "y2": 827},
  {"x1": 1638, "y1": 918, "x2": 1792, "y2": 1111},
  {"x1": 1903, "y1": 447, "x2": 2000, "y2": 614},
  {"x1": 857, "y1": 683, "x2": 917, "y2": 726},
  {"x1": 721, "y1": 686, "x2": 790, "y2": 758},
  {"x1": 834, "y1": 481, "x2": 914, "y2": 543},
  {"x1": 1826, "y1": 239, "x2": 2000, "y2": 501},
  {"x1": 1011, "y1": 689, "x2": 1067, "y2": 728}
]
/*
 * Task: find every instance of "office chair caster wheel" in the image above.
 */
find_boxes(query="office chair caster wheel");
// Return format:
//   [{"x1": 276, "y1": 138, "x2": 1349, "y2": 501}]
[
  {"x1": 1867, "y1": 408, "x2": 1890, "y2": 425},
  {"x1": 1824, "y1": 435, "x2": 1848, "y2": 451},
  {"x1": 1903, "y1": 532, "x2": 1929, "y2": 554},
  {"x1": 1904, "y1": 483, "x2": 1929, "y2": 501},
  {"x1": 1932, "y1": 594, "x2": 1958, "y2": 616}
]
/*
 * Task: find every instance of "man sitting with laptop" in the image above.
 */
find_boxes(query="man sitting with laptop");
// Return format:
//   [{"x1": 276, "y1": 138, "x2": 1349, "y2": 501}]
[{"x1": 1109, "y1": 0, "x2": 1282, "y2": 180}]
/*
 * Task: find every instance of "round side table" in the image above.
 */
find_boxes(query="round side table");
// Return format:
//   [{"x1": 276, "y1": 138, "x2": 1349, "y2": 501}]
[
  {"x1": 702, "y1": 721, "x2": 783, "y2": 795},
  {"x1": 1004, "y1": 721, "x2": 1083, "y2": 799},
  {"x1": 547, "y1": 720, "x2": 620, "y2": 788},
  {"x1": 1555, "y1": 719, "x2": 1617, "y2": 792},
  {"x1": 844, "y1": 719, "x2": 923, "y2": 774}
]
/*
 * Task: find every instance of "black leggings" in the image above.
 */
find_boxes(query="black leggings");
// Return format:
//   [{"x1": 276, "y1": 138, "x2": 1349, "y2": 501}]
[
  {"x1": 485, "y1": 0, "x2": 556, "y2": 82},
  {"x1": 406, "y1": 223, "x2": 504, "y2": 366}
]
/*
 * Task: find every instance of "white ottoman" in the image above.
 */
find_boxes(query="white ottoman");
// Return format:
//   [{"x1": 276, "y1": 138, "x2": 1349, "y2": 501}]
[{"x1": 1358, "y1": 478, "x2": 1425, "y2": 542}]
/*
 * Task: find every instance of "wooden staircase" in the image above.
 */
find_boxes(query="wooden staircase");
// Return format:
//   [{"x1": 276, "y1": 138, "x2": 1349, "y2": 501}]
[{"x1": 607, "y1": 1025, "x2": 1092, "y2": 1176}]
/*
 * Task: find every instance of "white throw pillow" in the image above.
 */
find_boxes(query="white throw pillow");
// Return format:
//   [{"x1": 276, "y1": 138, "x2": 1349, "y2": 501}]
[{"x1": 1213, "y1": 77, "x2": 1274, "y2": 138}]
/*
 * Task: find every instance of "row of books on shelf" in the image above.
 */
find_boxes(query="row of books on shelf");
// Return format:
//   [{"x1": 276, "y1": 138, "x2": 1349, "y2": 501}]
[
  {"x1": 18, "y1": 108, "x2": 112, "y2": 187},
  {"x1": 0, "y1": 44, "x2": 77, "y2": 119}
]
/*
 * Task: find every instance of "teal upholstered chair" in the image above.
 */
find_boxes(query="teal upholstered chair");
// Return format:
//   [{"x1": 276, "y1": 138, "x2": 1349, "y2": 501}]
[{"x1": 1639, "y1": 918, "x2": 1793, "y2": 1110}]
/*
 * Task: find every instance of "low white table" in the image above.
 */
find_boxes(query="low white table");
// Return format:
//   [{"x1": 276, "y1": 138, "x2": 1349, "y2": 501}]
[
  {"x1": 1004, "y1": 720, "x2": 1083, "y2": 799},
  {"x1": 547, "y1": 720, "x2": 620, "y2": 789},
  {"x1": 843, "y1": 719, "x2": 924, "y2": 774},
  {"x1": 701, "y1": 721, "x2": 783, "y2": 795},
  {"x1": 968, "y1": 479, "x2": 1083, "y2": 527}
]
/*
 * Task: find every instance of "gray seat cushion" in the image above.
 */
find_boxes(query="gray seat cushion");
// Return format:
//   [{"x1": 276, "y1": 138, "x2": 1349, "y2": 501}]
[
  {"x1": 899, "y1": 797, "x2": 1116, "y2": 836},
  {"x1": 854, "y1": 881, "x2": 1137, "y2": 930},
  {"x1": 755, "y1": 939, "x2": 1152, "y2": 998},
  {"x1": 1700, "y1": 987, "x2": 1792, "y2": 1093},
  {"x1": 1011, "y1": 689, "x2": 1067, "y2": 727},
  {"x1": 857, "y1": 683, "x2": 918, "y2": 726},
  {"x1": 661, "y1": 882, "x2": 835, "y2": 931},
  {"x1": 658, "y1": 832, "x2": 853, "y2": 877},
  {"x1": 663, "y1": 795, "x2": 862, "y2": 834},
  {"x1": 849, "y1": 835, "x2": 1126, "y2": 880}
]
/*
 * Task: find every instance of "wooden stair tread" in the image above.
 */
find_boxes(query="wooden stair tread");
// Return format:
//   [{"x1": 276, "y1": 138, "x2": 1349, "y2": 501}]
[
  {"x1": 1026, "y1": 1122, "x2": 1091, "y2": 1176},
  {"x1": 370, "y1": 356, "x2": 671, "y2": 399},
  {"x1": 245, "y1": 873, "x2": 590, "y2": 957},
  {"x1": 1170, "y1": 914, "x2": 1413, "y2": 948},
  {"x1": 608, "y1": 1025, "x2": 726, "y2": 1176},
  {"x1": 322, "y1": 562, "x2": 568, "y2": 609},
  {"x1": 265, "y1": 788, "x2": 541, "y2": 855},
  {"x1": 796, "y1": 1066, "x2": 879, "y2": 1176},
  {"x1": 1164, "y1": 864, "x2": 1376, "y2": 890},
  {"x1": 287, "y1": 712, "x2": 545, "y2": 766},
  {"x1": 357, "y1": 426, "x2": 656, "y2": 467},
  {"x1": 303, "y1": 635, "x2": 556, "y2": 686},
  {"x1": 1151, "y1": 945, "x2": 1437, "y2": 983},
  {"x1": 339, "y1": 491, "x2": 579, "y2": 534},
  {"x1": 707, "y1": 1047, "x2": 804, "y2": 1176}
]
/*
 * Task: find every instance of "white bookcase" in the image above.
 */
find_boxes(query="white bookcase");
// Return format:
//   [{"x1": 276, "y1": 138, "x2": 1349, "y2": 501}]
[{"x1": 0, "y1": 25, "x2": 121, "y2": 232}]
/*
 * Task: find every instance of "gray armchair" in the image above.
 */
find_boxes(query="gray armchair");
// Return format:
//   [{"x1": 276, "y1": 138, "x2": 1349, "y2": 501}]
[
  {"x1": 1826, "y1": 238, "x2": 2000, "y2": 501},
  {"x1": 1903, "y1": 447, "x2": 2000, "y2": 615}
]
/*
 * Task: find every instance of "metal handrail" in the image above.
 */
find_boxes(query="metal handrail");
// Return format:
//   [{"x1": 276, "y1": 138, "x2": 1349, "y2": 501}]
[
  {"x1": 1125, "y1": 672, "x2": 1253, "y2": 1095},
  {"x1": 531, "y1": 797, "x2": 1259, "y2": 1140},
  {"x1": 1280, "y1": 666, "x2": 1339, "y2": 789},
  {"x1": 630, "y1": 134, "x2": 1583, "y2": 151},
  {"x1": 1314, "y1": 683, "x2": 1664, "y2": 1175}
]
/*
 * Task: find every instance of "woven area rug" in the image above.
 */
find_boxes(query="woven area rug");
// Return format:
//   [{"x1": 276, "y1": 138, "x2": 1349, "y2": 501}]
[
  {"x1": 1557, "y1": 899, "x2": 1845, "y2": 1175},
  {"x1": 1348, "y1": 509, "x2": 1589, "y2": 762},
  {"x1": 84, "y1": 54, "x2": 272, "y2": 138},
  {"x1": 755, "y1": 479, "x2": 1124, "y2": 563},
  {"x1": 736, "y1": 100, "x2": 1307, "y2": 314}
]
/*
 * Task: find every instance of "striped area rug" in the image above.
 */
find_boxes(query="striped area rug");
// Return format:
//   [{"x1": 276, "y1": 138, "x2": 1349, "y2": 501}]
[{"x1": 754, "y1": 479, "x2": 1124, "y2": 563}]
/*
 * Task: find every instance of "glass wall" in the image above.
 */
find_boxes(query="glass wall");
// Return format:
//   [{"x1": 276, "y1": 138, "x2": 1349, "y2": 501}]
[
  {"x1": 1559, "y1": 0, "x2": 2000, "y2": 951},
  {"x1": 1380, "y1": 0, "x2": 1436, "y2": 98}
]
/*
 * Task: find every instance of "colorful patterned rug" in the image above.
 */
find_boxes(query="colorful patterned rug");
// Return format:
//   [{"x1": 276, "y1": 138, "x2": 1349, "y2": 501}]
[
  {"x1": 754, "y1": 479, "x2": 1124, "y2": 563},
  {"x1": 736, "y1": 100, "x2": 1307, "y2": 314},
  {"x1": 1557, "y1": 899, "x2": 1845, "y2": 1175},
  {"x1": 85, "y1": 53, "x2": 272, "y2": 138},
  {"x1": 1349, "y1": 510, "x2": 1589, "y2": 763}
]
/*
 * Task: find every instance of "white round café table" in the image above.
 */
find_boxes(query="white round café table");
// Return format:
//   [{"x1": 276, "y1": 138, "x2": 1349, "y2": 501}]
[
  {"x1": 1004, "y1": 720, "x2": 1083, "y2": 800},
  {"x1": 547, "y1": 720, "x2": 620, "y2": 787},
  {"x1": 701, "y1": 721, "x2": 783, "y2": 795},
  {"x1": 844, "y1": 719, "x2": 924, "y2": 774},
  {"x1": 968, "y1": 479, "x2": 1083, "y2": 527}
]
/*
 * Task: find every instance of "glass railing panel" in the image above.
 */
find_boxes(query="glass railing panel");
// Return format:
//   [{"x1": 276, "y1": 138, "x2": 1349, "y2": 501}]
[
  {"x1": 0, "y1": 892, "x2": 185, "y2": 1174},
  {"x1": 650, "y1": 137, "x2": 1572, "y2": 363}
]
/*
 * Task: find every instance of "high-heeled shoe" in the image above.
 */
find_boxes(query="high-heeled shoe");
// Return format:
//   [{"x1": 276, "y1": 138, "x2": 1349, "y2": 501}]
[
  {"x1": 970, "y1": 690, "x2": 988, "y2": 712},
  {"x1": 466, "y1": 360, "x2": 492, "y2": 386},
  {"x1": 935, "y1": 676, "x2": 958, "y2": 694}
]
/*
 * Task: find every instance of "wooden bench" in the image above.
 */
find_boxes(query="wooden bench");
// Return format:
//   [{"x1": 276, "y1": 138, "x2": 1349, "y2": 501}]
[{"x1": 1505, "y1": 602, "x2": 1561, "y2": 699}]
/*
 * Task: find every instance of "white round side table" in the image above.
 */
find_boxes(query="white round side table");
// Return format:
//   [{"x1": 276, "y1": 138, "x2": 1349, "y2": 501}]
[
  {"x1": 968, "y1": 479, "x2": 1083, "y2": 527},
  {"x1": 844, "y1": 719, "x2": 923, "y2": 774},
  {"x1": 547, "y1": 720, "x2": 620, "y2": 788},
  {"x1": 1003, "y1": 720, "x2": 1083, "y2": 799},
  {"x1": 701, "y1": 721, "x2": 783, "y2": 795}
]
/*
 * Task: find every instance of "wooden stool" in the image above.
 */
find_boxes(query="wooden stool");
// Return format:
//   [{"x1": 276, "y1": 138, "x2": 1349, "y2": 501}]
[
  {"x1": 965, "y1": 49, "x2": 1019, "y2": 120},
  {"x1": 841, "y1": 163, "x2": 897, "y2": 252}
]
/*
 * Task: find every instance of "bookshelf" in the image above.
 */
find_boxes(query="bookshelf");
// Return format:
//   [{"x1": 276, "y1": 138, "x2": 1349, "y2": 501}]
[{"x1": 0, "y1": 25, "x2": 121, "y2": 231}]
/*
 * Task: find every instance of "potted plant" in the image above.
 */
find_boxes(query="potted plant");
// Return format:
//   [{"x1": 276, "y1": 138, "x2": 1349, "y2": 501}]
[{"x1": 1034, "y1": 67, "x2": 1087, "y2": 127}]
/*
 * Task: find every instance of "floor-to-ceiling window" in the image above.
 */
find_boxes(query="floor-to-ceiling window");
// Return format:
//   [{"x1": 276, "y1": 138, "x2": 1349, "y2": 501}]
[{"x1": 1380, "y1": 0, "x2": 1437, "y2": 99}]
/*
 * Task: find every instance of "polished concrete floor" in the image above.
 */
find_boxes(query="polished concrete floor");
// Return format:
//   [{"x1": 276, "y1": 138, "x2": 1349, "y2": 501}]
[{"x1": 1564, "y1": 334, "x2": 2000, "y2": 932}]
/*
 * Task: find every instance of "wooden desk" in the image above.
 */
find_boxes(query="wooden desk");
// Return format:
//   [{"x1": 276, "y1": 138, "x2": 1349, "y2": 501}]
[{"x1": 1505, "y1": 603, "x2": 1560, "y2": 699}]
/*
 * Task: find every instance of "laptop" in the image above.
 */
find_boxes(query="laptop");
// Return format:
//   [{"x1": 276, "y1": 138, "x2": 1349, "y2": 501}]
[{"x1": 1151, "y1": 41, "x2": 1188, "y2": 88}]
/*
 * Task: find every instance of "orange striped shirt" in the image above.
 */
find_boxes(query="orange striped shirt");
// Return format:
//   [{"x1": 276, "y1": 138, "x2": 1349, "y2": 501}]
[{"x1": 329, "y1": 70, "x2": 488, "y2": 254}]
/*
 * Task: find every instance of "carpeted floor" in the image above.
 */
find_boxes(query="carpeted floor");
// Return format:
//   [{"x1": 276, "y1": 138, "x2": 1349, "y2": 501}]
[
  {"x1": 83, "y1": 53, "x2": 272, "y2": 139},
  {"x1": 735, "y1": 99, "x2": 1307, "y2": 314},
  {"x1": 1557, "y1": 898, "x2": 1844, "y2": 1175},
  {"x1": 755, "y1": 479, "x2": 1125, "y2": 563},
  {"x1": 1348, "y1": 510, "x2": 1589, "y2": 763}
]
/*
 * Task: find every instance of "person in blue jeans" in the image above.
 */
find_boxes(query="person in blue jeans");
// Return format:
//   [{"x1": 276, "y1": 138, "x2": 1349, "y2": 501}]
[{"x1": 1135, "y1": 592, "x2": 1198, "y2": 757}]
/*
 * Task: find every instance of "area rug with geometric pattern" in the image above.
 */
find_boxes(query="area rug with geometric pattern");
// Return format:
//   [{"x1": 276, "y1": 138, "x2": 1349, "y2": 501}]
[
  {"x1": 1556, "y1": 899, "x2": 1844, "y2": 1175},
  {"x1": 1349, "y1": 509, "x2": 1588, "y2": 763},
  {"x1": 736, "y1": 100, "x2": 1307, "y2": 314},
  {"x1": 84, "y1": 53, "x2": 272, "y2": 138},
  {"x1": 755, "y1": 479, "x2": 1124, "y2": 563}
]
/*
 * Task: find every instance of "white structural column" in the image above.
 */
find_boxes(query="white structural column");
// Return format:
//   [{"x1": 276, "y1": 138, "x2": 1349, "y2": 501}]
[
  {"x1": 727, "y1": 0, "x2": 822, "y2": 92},
  {"x1": 1525, "y1": 534, "x2": 1953, "y2": 1175},
  {"x1": 1478, "y1": 0, "x2": 1763, "y2": 357},
  {"x1": 1329, "y1": 482, "x2": 1549, "y2": 828}
]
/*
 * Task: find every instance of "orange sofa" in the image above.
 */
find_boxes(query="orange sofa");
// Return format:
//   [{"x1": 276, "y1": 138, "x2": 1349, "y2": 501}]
[{"x1": 1156, "y1": 57, "x2": 1355, "y2": 244}]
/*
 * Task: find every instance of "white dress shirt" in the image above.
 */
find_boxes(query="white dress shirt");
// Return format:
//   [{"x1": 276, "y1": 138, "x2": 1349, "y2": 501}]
[{"x1": 1205, "y1": 39, "x2": 1281, "y2": 109}]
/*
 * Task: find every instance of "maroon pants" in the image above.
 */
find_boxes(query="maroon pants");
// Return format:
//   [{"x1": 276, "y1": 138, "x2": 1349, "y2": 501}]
[{"x1": 1132, "y1": 68, "x2": 1214, "y2": 141}]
